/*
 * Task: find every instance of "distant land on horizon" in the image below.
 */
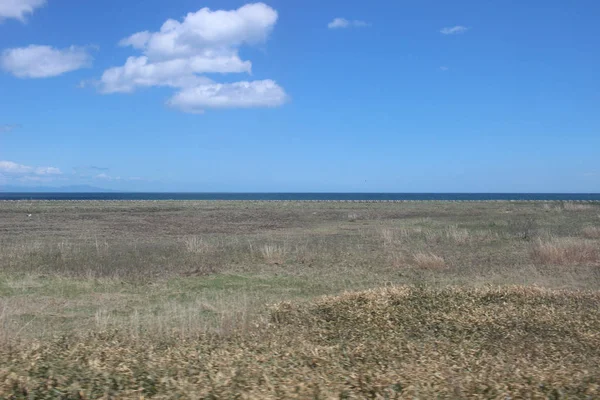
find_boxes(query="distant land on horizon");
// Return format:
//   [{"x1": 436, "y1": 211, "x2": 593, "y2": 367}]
[
  {"x1": 0, "y1": 185, "x2": 116, "y2": 193},
  {"x1": 0, "y1": 184, "x2": 600, "y2": 197},
  {"x1": 1, "y1": 185, "x2": 600, "y2": 195},
  {"x1": 1, "y1": 191, "x2": 600, "y2": 202}
]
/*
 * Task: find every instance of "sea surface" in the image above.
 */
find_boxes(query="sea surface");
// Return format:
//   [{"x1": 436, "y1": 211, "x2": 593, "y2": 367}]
[{"x1": 1, "y1": 193, "x2": 600, "y2": 201}]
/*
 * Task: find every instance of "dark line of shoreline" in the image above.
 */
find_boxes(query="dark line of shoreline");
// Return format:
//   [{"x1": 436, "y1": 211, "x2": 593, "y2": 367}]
[{"x1": 1, "y1": 199, "x2": 600, "y2": 203}]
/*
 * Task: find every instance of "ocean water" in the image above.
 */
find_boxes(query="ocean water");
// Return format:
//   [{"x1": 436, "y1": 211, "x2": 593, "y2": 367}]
[{"x1": 1, "y1": 193, "x2": 599, "y2": 201}]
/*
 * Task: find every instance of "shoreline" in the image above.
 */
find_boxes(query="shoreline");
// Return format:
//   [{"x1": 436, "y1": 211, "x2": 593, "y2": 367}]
[{"x1": 1, "y1": 199, "x2": 600, "y2": 203}]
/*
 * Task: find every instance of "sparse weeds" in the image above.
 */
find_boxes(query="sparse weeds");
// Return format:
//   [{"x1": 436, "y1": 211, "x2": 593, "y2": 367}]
[
  {"x1": 508, "y1": 217, "x2": 538, "y2": 240},
  {"x1": 383, "y1": 225, "x2": 495, "y2": 246},
  {"x1": 582, "y1": 226, "x2": 600, "y2": 239},
  {"x1": 94, "y1": 308, "x2": 111, "y2": 331},
  {"x1": 259, "y1": 243, "x2": 288, "y2": 265},
  {"x1": 531, "y1": 237, "x2": 599, "y2": 265},
  {"x1": 0, "y1": 302, "x2": 9, "y2": 345},
  {"x1": 379, "y1": 228, "x2": 395, "y2": 247},
  {"x1": 181, "y1": 235, "x2": 212, "y2": 254},
  {"x1": 347, "y1": 213, "x2": 360, "y2": 222},
  {"x1": 563, "y1": 202, "x2": 593, "y2": 211},
  {"x1": 443, "y1": 225, "x2": 470, "y2": 244},
  {"x1": 412, "y1": 252, "x2": 446, "y2": 269},
  {"x1": 388, "y1": 250, "x2": 407, "y2": 268}
]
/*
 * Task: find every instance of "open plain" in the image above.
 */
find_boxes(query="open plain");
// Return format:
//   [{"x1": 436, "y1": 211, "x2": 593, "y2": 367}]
[{"x1": 1, "y1": 200, "x2": 600, "y2": 398}]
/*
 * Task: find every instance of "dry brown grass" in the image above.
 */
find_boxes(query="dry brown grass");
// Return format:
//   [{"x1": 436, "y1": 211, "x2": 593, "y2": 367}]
[
  {"x1": 347, "y1": 212, "x2": 359, "y2": 222},
  {"x1": 258, "y1": 243, "x2": 288, "y2": 265},
  {"x1": 531, "y1": 237, "x2": 600, "y2": 265},
  {"x1": 379, "y1": 228, "x2": 395, "y2": 247},
  {"x1": 563, "y1": 202, "x2": 593, "y2": 211},
  {"x1": 181, "y1": 235, "x2": 212, "y2": 254},
  {"x1": 1, "y1": 286, "x2": 599, "y2": 398},
  {"x1": 385, "y1": 225, "x2": 496, "y2": 246},
  {"x1": 412, "y1": 251, "x2": 446, "y2": 269},
  {"x1": 5, "y1": 200, "x2": 600, "y2": 343},
  {"x1": 1, "y1": 201, "x2": 600, "y2": 397},
  {"x1": 582, "y1": 226, "x2": 600, "y2": 239},
  {"x1": 443, "y1": 225, "x2": 470, "y2": 244}
]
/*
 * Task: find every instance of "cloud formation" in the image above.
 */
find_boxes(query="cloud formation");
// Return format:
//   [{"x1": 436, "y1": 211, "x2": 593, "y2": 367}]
[
  {"x1": 328, "y1": 18, "x2": 369, "y2": 29},
  {"x1": 440, "y1": 25, "x2": 469, "y2": 35},
  {"x1": 93, "y1": 173, "x2": 144, "y2": 182},
  {"x1": 0, "y1": 160, "x2": 61, "y2": 176},
  {"x1": 168, "y1": 80, "x2": 288, "y2": 114},
  {"x1": 88, "y1": 165, "x2": 109, "y2": 172},
  {"x1": 1, "y1": 45, "x2": 92, "y2": 78},
  {"x1": 99, "y1": 2, "x2": 287, "y2": 113},
  {"x1": 0, "y1": 0, "x2": 45, "y2": 22},
  {"x1": 94, "y1": 173, "x2": 113, "y2": 180}
]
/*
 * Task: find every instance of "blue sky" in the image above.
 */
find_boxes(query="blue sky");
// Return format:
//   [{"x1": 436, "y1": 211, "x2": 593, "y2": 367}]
[{"x1": 0, "y1": 0, "x2": 598, "y2": 192}]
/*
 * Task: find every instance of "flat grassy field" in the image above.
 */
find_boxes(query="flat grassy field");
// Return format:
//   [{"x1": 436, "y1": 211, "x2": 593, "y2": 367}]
[{"x1": 1, "y1": 200, "x2": 599, "y2": 398}]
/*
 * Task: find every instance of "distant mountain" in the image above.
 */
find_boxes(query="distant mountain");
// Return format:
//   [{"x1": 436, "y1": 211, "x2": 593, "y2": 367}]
[{"x1": 0, "y1": 184, "x2": 117, "y2": 193}]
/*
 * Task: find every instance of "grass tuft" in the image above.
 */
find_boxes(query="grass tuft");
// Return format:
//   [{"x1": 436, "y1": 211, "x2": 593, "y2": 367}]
[
  {"x1": 582, "y1": 226, "x2": 600, "y2": 239},
  {"x1": 444, "y1": 225, "x2": 470, "y2": 244},
  {"x1": 412, "y1": 252, "x2": 446, "y2": 269},
  {"x1": 181, "y1": 236, "x2": 212, "y2": 254},
  {"x1": 563, "y1": 202, "x2": 593, "y2": 211},
  {"x1": 531, "y1": 237, "x2": 599, "y2": 265},
  {"x1": 259, "y1": 244, "x2": 287, "y2": 265}
]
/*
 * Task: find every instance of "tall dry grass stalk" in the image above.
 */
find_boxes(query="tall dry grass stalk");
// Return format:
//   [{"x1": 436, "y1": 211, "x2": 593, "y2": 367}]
[
  {"x1": 443, "y1": 225, "x2": 470, "y2": 244},
  {"x1": 563, "y1": 202, "x2": 593, "y2": 211},
  {"x1": 259, "y1": 244, "x2": 287, "y2": 265},
  {"x1": 0, "y1": 298, "x2": 52, "y2": 345},
  {"x1": 379, "y1": 228, "x2": 395, "y2": 247},
  {"x1": 92, "y1": 298, "x2": 253, "y2": 340},
  {"x1": 94, "y1": 309, "x2": 111, "y2": 331},
  {"x1": 412, "y1": 252, "x2": 446, "y2": 269},
  {"x1": 384, "y1": 226, "x2": 495, "y2": 245},
  {"x1": 347, "y1": 213, "x2": 359, "y2": 222},
  {"x1": 0, "y1": 302, "x2": 9, "y2": 345},
  {"x1": 182, "y1": 236, "x2": 212, "y2": 254},
  {"x1": 531, "y1": 237, "x2": 599, "y2": 265},
  {"x1": 582, "y1": 226, "x2": 600, "y2": 239},
  {"x1": 542, "y1": 203, "x2": 563, "y2": 212}
]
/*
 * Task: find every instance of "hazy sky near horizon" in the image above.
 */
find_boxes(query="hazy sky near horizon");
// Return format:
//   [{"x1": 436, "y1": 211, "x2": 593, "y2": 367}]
[{"x1": 0, "y1": 0, "x2": 599, "y2": 192}]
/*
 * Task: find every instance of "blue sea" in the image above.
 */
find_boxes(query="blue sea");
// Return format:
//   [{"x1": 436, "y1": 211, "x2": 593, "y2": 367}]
[{"x1": 1, "y1": 193, "x2": 599, "y2": 201}]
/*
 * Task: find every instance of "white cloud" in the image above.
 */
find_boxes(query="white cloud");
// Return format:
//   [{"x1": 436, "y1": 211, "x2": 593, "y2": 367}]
[
  {"x1": 18, "y1": 175, "x2": 47, "y2": 182},
  {"x1": 352, "y1": 20, "x2": 369, "y2": 28},
  {"x1": 439, "y1": 66, "x2": 449, "y2": 71},
  {"x1": 0, "y1": 0, "x2": 45, "y2": 22},
  {"x1": 440, "y1": 25, "x2": 469, "y2": 35},
  {"x1": 118, "y1": 31, "x2": 152, "y2": 49},
  {"x1": 328, "y1": 18, "x2": 369, "y2": 29},
  {"x1": 168, "y1": 79, "x2": 288, "y2": 113},
  {"x1": 1, "y1": 45, "x2": 92, "y2": 78},
  {"x1": 0, "y1": 161, "x2": 31, "y2": 174},
  {"x1": 94, "y1": 173, "x2": 143, "y2": 182},
  {"x1": 100, "y1": 53, "x2": 247, "y2": 93},
  {"x1": 35, "y1": 166, "x2": 61, "y2": 175},
  {"x1": 118, "y1": 3, "x2": 277, "y2": 60},
  {"x1": 99, "y1": 3, "x2": 287, "y2": 112},
  {"x1": 328, "y1": 18, "x2": 349, "y2": 29},
  {"x1": 0, "y1": 160, "x2": 61, "y2": 176}
]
